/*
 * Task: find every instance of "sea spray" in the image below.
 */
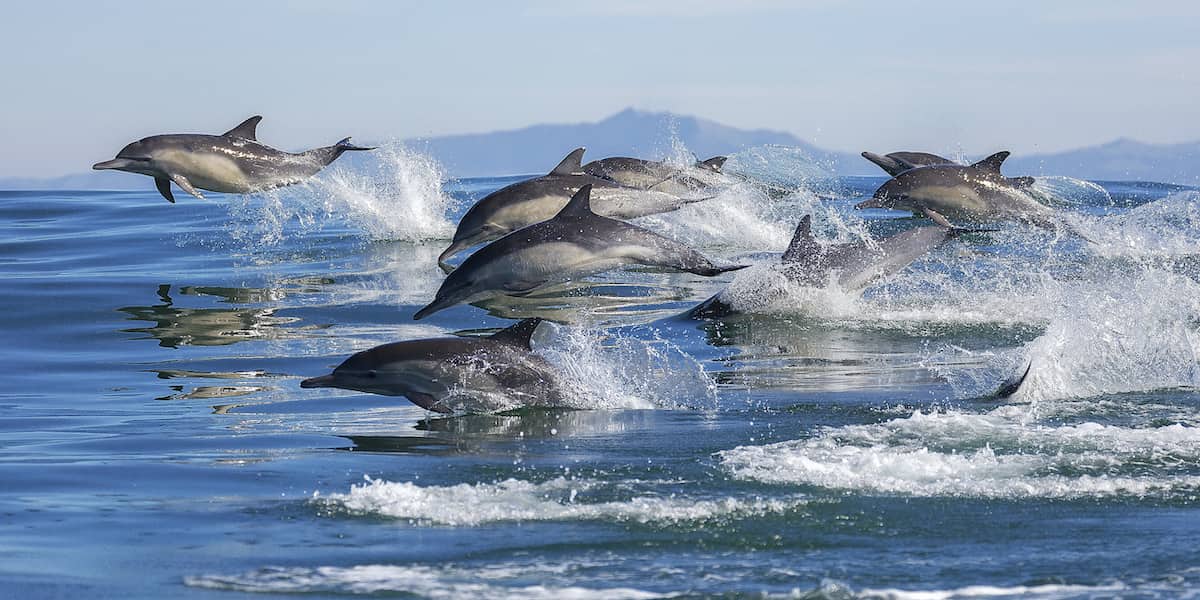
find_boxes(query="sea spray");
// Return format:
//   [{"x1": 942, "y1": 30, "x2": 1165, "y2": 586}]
[
  {"x1": 535, "y1": 323, "x2": 719, "y2": 412},
  {"x1": 224, "y1": 142, "x2": 457, "y2": 248}
]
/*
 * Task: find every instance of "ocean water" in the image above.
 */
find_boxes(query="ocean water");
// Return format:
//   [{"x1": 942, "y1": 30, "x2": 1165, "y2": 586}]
[{"x1": 2, "y1": 147, "x2": 1199, "y2": 599}]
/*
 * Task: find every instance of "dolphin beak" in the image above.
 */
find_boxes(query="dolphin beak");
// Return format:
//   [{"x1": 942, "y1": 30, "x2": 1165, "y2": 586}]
[
  {"x1": 92, "y1": 159, "x2": 129, "y2": 170},
  {"x1": 855, "y1": 198, "x2": 884, "y2": 209},
  {"x1": 300, "y1": 374, "x2": 336, "y2": 388},
  {"x1": 413, "y1": 297, "x2": 452, "y2": 320}
]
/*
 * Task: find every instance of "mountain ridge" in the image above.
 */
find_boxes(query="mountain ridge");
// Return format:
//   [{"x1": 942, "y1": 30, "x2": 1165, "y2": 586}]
[{"x1": 4, "y1": 108, "x2": 1197, "y2": 188}]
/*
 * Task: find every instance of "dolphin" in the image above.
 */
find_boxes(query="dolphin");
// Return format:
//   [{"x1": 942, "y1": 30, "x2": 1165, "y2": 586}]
[
  {"x1": 438, "y1": 148, "x2": 714, "y2": 271},
  {"x1": 861, "y1": 151, "x2": 956, "y2": 177},
  {"x1": 689, "y1": 210, "x2": 990, "y2": 319},
  {"x1": 583, "y1": 155, "x2": 729, "y2": 195},
  {"x1": 417, "y1": 184, "x2": 748, "y2": 320},
  {"x1": 93, "y1": 116, "x2": 374, "y2": 203},
  {"x1": 855, "y1": 151, "x2": 1048, "y2": 226},
  {"x1": 300, "y1": 318, "x2": 562, "y2": 414}
]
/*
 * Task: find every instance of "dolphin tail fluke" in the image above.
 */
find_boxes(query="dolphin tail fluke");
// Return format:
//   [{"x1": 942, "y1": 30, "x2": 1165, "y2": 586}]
[
  {"x1": 335, "y1": 137, "x2": 376, "y2": 152},
  {"x1": 698, "y1": 156, "x2": 728, "y2": 172},
  {"x1": 993, "y1": 361, "x2": 1032, "y2": 399},
  {"x1": 311, "y1": 137, "x2": 376, "y2": 166},
  {"x1": 685, "y1": 293, "x2": 733, "y2": 320},
  {"x1": 693, "y1": 263, "x2": 751, "y2": 277}
]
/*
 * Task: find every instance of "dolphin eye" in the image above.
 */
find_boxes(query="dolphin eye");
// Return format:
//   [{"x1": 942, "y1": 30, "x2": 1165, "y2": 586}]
[{"x1": 366, "y1": 370, "x2": 378, "y2": 379}]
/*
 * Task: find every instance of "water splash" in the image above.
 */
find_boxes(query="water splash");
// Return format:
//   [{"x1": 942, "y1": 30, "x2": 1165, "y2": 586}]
[
  {"x1": 1029, "y1": 176, "x2": 1114, "y2": 208},
  {"x1": 224, "y1": 142, "x2": 457, "y2": 247},
  {"x1": 537, "y1": 323, "x2": 719, "y2": 412},
  {"x1": 964, "y1": 270, "x2": 1200, "y2": 404}
]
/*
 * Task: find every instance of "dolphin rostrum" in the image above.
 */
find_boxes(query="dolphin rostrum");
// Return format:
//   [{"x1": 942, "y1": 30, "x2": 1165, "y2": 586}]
[
  {"x1": 855, "y1": 151, "x2": 1048, "y2": 226},
  {"x1": 438, "y1": 148, "x2": 714, "y2": 271},
  {"x1": 417, "y1": 184, "x2": 747, "y2": 320},
  {"x1": 583, "y1": 155, "x2": 729, "y2": 195},
  {"x1": 300, "y1": 318, "x2": 562, "y2": 413},
  {"x1": 93, "y1": 116, "x2": 374, "y2": 203},
  {"x1": 689, "y1": 211, "x2": 990, "y2": 319},
  {"x1": 861, "y1": 151, "x2": 956, "y2": 177}
]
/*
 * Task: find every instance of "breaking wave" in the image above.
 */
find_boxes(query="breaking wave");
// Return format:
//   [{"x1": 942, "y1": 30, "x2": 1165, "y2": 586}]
[
  {"x1": 312, "y1": 475, "x2": 804, "y2": 526},
  {"x1": 720, "y1": 407, "x2": 1200, "y2": 499}
]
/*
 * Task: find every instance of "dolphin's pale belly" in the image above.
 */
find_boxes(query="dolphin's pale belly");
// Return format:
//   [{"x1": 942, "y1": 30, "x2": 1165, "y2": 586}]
[
  {"x1": 155, "y1": 148, "x2": 319, "y2": 194},
  {"x1": 590, "y1": 188, "x2": 696, "y2": 219},
  {"x1": 156, "y1": 149, "x2": 254, "y2": 193},
  {"x1": 910, "y1": 185, "x2": 991, "y2": 219},
  {"x1": 493, "y1": 195, "x2": 571, "y2": 231}
]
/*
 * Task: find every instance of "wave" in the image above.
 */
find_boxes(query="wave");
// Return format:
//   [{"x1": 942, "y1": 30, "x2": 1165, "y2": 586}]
[
  {"x1": 185, "y1": 563, "x2": 668, "y2": 598},
  {"x1": 312, "y1": 475, "x2": 805, "y2": 526},
  {"x1": 720, "y1": 407, "x2": 1200, "y2": 499}
]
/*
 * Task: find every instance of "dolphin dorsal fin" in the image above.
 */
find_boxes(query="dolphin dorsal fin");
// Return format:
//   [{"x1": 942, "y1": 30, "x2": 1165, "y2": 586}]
[
  {"x1": 549, "y1": 147, "x2": 586, "y2": 175},
  {"x1": 971, "y1": 151, "x2": 1010, "y2": 173},
  {"x1": 555, "y1": 184, "x2": 594, "y2": 219},
  {"x1": 489, "y1": 318, "x2": 544, "y2": 349},
  {"x1": 698, "y1": 156, "x2": 727, "y2": 172},
  {"x1": 861, "y1": 151, "x2": 905, "y2": 176},
  {"x1": 782, "y1": 215, "x2": 819, "y2": 262},
  {"x1": 222, "y1": 116, "x2": 262, "y2": 140}
]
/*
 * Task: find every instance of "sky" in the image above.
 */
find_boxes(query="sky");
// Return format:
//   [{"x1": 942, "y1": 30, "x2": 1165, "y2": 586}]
[{"x1": 2, "y1": 0, "x2": 1198, "y2": 178}]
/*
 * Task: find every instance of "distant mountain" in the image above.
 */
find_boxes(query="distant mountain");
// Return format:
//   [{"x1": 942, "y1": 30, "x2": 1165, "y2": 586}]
[
  {"x1": 412, "y1": 107, "x2": 862, "y2": 177},
  {"x1": 1004, "y1": 138, "x2": 1199, "y2": 185},
  {"x1": 3, "y1": 109, "x2": 1197, "y2": 188}
]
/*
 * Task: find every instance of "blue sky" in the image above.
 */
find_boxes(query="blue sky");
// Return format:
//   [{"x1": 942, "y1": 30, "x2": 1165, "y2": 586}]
[{"x1": 2, "y1": 1, "x2": 1198, "y2": 177}]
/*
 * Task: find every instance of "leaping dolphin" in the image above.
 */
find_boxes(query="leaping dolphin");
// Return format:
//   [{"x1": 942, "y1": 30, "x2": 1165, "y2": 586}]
[
  {"x1": 300, "y1": 318, "x2": 562, "y2": 413},
  {"x1": 583, "y1": 155, "x2": 729, "y2": 195},
  {"x1": 93, "y1": 116, "x2": 374, "y2": 203},
  {"x1": 417, "y1": 184, "x2": 747, "y2": 320},
  {"x1": 438, "y1": 148, "x2": 715, "y2": 271},
  {"x1": 689, "y1": 211, "x2": 990, "y2": 319},
  {"x1": 861, "y1": 151, "x2": 956, "y2": 177},
  {"x1": 855, "y1": 151, "x2": 1049, "y2": 226}
]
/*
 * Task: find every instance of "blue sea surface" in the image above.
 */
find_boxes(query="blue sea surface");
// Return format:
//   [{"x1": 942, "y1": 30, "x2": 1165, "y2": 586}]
[{"x1": 2, "y1": 153, "x2": 1199, "y2": 598}]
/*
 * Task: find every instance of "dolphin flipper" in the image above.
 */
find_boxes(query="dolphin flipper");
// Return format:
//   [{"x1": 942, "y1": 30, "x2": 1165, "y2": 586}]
[
  {"x1": 169, "y1": 173, "x2": 204, "y2": 199},
  {"x1": 154, "y1": 177, "x2": 176, "y2": 203}
]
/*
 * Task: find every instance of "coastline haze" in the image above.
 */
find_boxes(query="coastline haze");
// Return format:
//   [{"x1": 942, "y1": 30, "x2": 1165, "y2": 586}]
[{"x1": 2, "y1": 1, "x2": 1198, "y2": 178}]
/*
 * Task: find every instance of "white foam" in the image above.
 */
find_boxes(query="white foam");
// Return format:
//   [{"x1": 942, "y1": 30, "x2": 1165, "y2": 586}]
[
  {"x1": 185, "y1": 563, "x2": 669, "y2": 598},
  {"x1": 534, "y1": 324, "x2": 719, "y2": 412},
  {"x1": 314, "y1": 476, "x2": 804, "y2": 526},
  {"x1": 938, "y1": 269, "x2": 1200, "y2": 403},
  {"x1": 720, "y1": 409, "x2": 1200, "y2": 499},
  {"x1": 858, "y1": 582, "x2": 1128, "y2": 600},
  {"x1": 1075, "y1": 191, "x2": 1200, "y2": 258},
  {"x1": 225, "y1": 142, "x2": 457, "y2": 247}
]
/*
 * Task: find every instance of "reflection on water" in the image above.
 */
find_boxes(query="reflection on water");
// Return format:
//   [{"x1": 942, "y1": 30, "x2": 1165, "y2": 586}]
[
  {"x1": 340, "y1": 410, "x2": 656, "y2": 455},
  {"x1": 472, "y1": 281, "x2": 693, "y2": 325},
  {"x1": 118, "y1": 284, "x2": 299, "y2": 348},
  {"x1": 156, "y1": 385, "x2": 266, "y2": 401},
  {"x1": 700, "y1": 314, "x2": 996, "y2": 392}
]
